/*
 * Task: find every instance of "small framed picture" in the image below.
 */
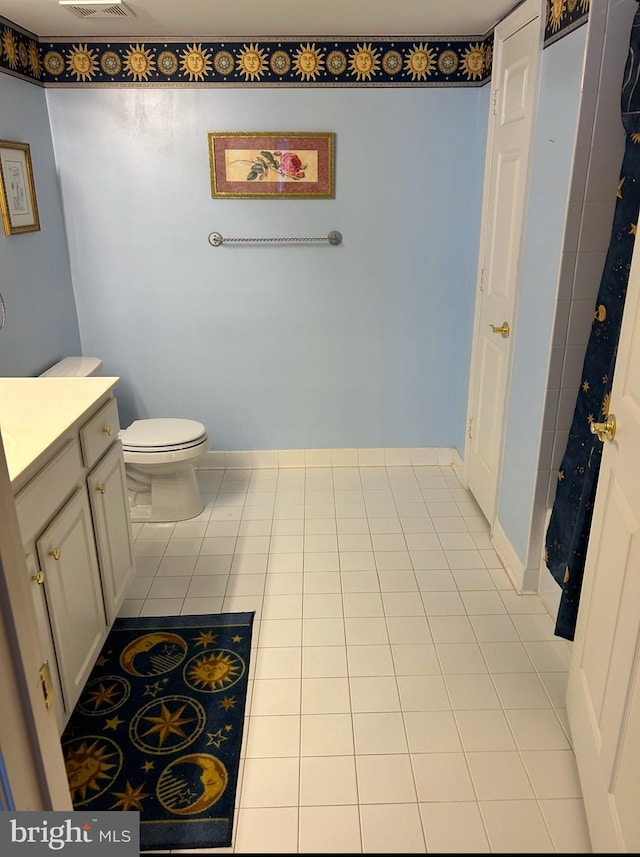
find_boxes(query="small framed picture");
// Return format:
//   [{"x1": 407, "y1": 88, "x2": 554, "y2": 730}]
[
  {"x1": 209, "y1": 131, "x2": 335, "y2": 199},
  {"x1": 0, "y1": 140, "x2": 40, "y2": 235}
]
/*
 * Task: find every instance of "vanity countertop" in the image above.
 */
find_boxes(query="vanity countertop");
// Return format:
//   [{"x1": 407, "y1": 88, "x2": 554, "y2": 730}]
[{"x1": 0, "y1": 377, "x2": 120, "y2": 486}]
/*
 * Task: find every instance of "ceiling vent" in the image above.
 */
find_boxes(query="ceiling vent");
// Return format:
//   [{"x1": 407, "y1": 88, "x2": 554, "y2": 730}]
[{"x1": 58, "y1": 1, "x2": 136, "y2": 19}]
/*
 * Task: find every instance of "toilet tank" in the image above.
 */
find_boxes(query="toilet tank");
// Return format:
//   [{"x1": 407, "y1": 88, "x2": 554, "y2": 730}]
[{"x1": 40, "y1": 357, "x2": 103, "y2": 377}]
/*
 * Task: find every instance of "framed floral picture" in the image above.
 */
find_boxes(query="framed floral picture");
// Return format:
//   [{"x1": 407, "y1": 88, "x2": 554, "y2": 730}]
[
  {"x1": 0, "y1": 140, "x2": 40, "y2": 235},
  {"x1": 208, "y1": 132, "x2": 335, "y2": 199}
]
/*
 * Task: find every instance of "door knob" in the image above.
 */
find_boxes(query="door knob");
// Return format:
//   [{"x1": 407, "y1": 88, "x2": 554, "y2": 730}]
[
  {"x1": 489, "y1": 321, "x2": 510, "y2": 338},
  {"x1": 48, "y1": 547, "x2": 61, "y2": 560},
  {"x1": 591, "y1": 414, "x2": 616, "y2": 442}
]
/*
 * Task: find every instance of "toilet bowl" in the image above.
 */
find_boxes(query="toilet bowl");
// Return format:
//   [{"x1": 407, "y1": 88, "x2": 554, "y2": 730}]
[
  {"x1": 40, "y1": 357, "x2": 209, "y2": 523},
  {"x1": 119, "y1": 418, "x2": 209, "y2": 523}
]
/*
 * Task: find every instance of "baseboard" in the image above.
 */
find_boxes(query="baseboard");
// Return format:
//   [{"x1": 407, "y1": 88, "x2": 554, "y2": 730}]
[
  {"x1": 491, "y1": 519, "x2": 539, "y2": 594},
  {"x1": 198, "y1": 447, "x2": 462, "y2": 470}
]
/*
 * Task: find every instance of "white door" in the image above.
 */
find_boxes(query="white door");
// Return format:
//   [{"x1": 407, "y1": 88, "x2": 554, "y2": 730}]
[
  {"x1": 465, "y1": 0, "x2": 542, "y2": 522},
  {"x1": 566, "y1": 215, "x2": 640, "y2": 851}
]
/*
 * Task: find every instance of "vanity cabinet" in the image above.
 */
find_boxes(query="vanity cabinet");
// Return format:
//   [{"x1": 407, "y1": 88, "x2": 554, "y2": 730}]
[{"x1": 11, "y1": 387, "x2": 135, "y2": 732}]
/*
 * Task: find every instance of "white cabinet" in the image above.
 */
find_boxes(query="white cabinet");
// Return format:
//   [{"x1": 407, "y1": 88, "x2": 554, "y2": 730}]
[
  {"x1": 87, "y1": 443, "x2": 135, "y2": 623},
  {"x1": 36, "y1": 487, "x2": 108, "y2": 714},
  {"x1": 13, "y1": 390, "x2": 134, "y2": 732}
]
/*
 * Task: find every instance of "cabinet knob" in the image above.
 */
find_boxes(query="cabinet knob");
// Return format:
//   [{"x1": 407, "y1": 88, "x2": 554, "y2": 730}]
[
  {"x1": 31, "y1": 570, "x2": 45, "y2": 585},
  {"x1": 48, "y1": 547, "x2": 61, "y2": 560},
  {"x1": 103, "y1": 426, "x2": 113, "y2": 436},
  {"x1": 96, "y1": 483, "x2": 106, "y2": 494}
]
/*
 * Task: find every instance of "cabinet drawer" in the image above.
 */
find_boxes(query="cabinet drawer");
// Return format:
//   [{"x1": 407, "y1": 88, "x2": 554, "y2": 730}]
[
  {"x1": 80, "y1": 397, "x2": 120, "y2": 469},
  {"x1": 15, "y1": 439, "x2": 83, "y2": 546}
]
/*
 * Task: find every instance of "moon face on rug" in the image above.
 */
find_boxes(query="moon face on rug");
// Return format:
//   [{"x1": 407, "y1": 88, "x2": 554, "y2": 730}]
[
  {"x1": 156, "y1": 753, "x2": 228, "y2": 815},
  {"x1": 120, "y1": 632, "x2": 189, "y2": 676}
]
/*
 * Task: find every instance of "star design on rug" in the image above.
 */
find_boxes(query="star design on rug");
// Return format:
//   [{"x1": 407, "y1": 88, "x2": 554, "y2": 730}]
[
  {"x1": 193, "y1": 630, "x2": 218, "y2": 648},
  {"x1": 220, "y1": 696, "x2": 237, "y2": 711},
  {"x1": 140, "y1": 702, "x2": 195, "y2": 746},
  {"x1": 206, "y1": 728, "x2": 230, "y2": 748},
  {"x1": 105, "y1": 716, "x2": 123, "y2": 730},
  {"x1": 110, "y1": 781, "x2": 151, "y2": 811},
  {"x1": 232, "y1": 635, "x2": 242, "y2": 643},
  {"x1": 141, "y1": 760, "x2": 154, "y2": 772},
  {"x1": 86, "y1": 682, "x2": 122, "y2": 710},
  {"x1": 143, "y1": 678, "x2": 169, "y2": 698},
  {"x1": 557, "y1": 470, "x2": 565, "y2": 481}
]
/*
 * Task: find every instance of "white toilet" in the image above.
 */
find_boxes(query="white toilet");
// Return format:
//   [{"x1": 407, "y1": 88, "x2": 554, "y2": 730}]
[{"x1": 40, "y1": 357, "x2": 209, "y2": 523}]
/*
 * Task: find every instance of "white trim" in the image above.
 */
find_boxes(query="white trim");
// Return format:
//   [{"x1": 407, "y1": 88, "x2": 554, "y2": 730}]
[
  {"x1": 198, "y1": 447, "x2": 461, "y2": 470},
  {"x1": 491, "y1": 518, "x2": 539, "y2": 594}
]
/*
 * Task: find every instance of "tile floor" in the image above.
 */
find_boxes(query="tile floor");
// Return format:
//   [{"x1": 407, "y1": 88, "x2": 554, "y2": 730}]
[{"x1": 120, "y1": 464, "x2": 593, "y2": 853}]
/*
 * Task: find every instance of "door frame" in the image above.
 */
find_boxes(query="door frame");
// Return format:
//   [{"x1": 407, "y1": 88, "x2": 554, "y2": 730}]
[{"x1": 462, "y1": 0, "x2": 543, "y2": 523}]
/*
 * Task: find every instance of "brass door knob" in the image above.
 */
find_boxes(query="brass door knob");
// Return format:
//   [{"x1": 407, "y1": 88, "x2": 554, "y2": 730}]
[
  {"x1": 489, "y1": 321, "x2": 510, "y2": 338},
  {"x1": 96, "y1": 483, "x2": 106, "y2": 494},
  {"x1": 48, "y1": 547, "x2": 61, "y2": 560},
  {"x1": 103, "y1": 426, "x2": 113, "y2": 436},
  {"x1": 31, "y1": 570, "x2": 45, "y2": 585},
  {"x1": 591, "y1": 414, "x2": 616, "y2": 443}
]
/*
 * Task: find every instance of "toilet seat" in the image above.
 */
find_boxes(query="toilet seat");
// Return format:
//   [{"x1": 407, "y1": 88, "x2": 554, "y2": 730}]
[{"x1": 119, "y1": 418, "x2": 208, "y2": 454}]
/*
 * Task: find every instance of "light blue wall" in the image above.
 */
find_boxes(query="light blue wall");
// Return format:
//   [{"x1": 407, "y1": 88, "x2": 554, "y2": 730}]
[
  {"x1": 45, "y1": 86, "x2": 487, "y2": 451},
  {"x1": 498, "y1": 25, "x2": 587, "y2": 563},
  {"x1": 0, "y1": 74, "x2": 81, "y2": 377}
]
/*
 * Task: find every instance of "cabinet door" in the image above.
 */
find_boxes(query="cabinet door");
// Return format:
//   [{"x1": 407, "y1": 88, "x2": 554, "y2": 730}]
[
  {"x1": 87, "y1": 443, "x2": 135, "y2": 623},
  {"x1": 37, "y1": 488, "x2": 108, "y2": 716}
]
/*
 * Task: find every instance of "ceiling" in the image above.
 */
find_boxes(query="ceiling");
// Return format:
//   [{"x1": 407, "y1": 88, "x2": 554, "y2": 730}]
[{"x1": 0, "y1": 0, "x2": 521, "y2": 40}]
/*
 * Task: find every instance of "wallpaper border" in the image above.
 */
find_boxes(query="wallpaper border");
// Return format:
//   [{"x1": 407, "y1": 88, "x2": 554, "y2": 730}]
[{"x1": 0, "y1": 1, "x2": 589, "y2": 89}]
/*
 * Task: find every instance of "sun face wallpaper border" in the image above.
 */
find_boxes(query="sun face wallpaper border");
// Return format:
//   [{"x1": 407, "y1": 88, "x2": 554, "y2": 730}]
[{"x1": 0, "y1": 1, "x2": 589, "y2": 89}]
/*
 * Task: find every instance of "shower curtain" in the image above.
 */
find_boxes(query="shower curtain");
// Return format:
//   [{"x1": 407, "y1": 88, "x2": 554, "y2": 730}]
[{"x1": 545, "y1": 2, "x2": 640, "y2": 641}]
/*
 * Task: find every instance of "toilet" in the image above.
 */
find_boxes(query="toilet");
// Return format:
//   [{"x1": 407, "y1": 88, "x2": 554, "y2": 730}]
[{"x1": 40, "y1": 357, "x2": 209, "y2": 523}]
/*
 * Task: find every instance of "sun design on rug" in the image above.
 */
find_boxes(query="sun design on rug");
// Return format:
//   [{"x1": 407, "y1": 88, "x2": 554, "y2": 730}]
[
  {"x1": 64, "y1": 737, "x2": 122, "y2": 804},
  {"x1": 185, "y1": 650, "x2": 244, "y2": 692}
]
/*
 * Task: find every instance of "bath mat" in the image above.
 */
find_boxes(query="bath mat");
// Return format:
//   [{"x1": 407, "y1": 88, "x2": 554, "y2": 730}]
[{"x1": 61, "y1": 611, "x2": 254, "y2": 851}]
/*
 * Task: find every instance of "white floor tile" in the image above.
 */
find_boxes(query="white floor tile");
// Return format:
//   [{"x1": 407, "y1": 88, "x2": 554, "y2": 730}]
[
  {"x1": 123, "y1": 463, "x2": 592, "y2": 855},
  {"x1": 360, "y1": 802, "x2": 426, "y2": 852},
  {"x1": 298, "y1": 805, "x2": 361, "y2": 853}
]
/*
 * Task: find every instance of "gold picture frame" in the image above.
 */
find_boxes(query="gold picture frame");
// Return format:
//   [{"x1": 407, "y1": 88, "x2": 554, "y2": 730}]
[
  {"x1": 209, "y1": 131, "x2": 335, "y2": 199},
  {"x1": 0, "y1": 140, "x2": 40, "y2": 235}
]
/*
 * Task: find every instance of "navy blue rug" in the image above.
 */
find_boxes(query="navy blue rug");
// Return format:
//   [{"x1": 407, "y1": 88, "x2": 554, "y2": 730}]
[{"x1": 61, "y1": 612, "x2": 254, "y2": 851}]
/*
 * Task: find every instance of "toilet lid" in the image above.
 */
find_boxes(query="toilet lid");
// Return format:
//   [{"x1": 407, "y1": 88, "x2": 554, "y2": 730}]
[{"x1": 119, "y1": 418, "x2": 207, "y2": 450}]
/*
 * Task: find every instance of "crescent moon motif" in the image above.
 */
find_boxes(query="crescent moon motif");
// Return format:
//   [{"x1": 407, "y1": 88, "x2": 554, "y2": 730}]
[
  {"x1": 156, "y1": 753, "x2": 228, "y2": 815},
  {"x1": 120, "y1": 632, "x2": 188, "y2": 677}
]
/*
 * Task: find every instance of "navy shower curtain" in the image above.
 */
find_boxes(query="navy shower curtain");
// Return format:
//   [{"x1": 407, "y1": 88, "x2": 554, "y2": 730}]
[{"x1": 545, "y1": 3, "x2": 640, "y2": 641}]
